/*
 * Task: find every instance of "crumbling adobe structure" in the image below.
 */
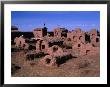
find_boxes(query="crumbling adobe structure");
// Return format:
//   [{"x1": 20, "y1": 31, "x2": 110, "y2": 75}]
[
  {"x1": 71, "y1": 28, "x2": 100, "y2": 56},
  {"x1": 39, "y1": 55, "x2": 57, "y2": 67},
  {"x1": 14, "y1": 35, "x2": 29, "y2": 50},
  {"x1": 33, "y1": 27, "x2": 47, "y2": 39},
  {"x1": 54, "y1": 28, "x2": 68, "y2": 37},
  {"x1": 39, "y1": 45, "x2": 72, "y2": 67},
  {"x1": 35, "y1": 37, "x2": 64, "y2": 52},
  {"x1": 67, "y1": 28, "x2": 85, "y2": 44},
  {"x1": 34, "y1": 27, "x2": 100, "y2": 67},
  {"x1": 13, "y1": 26, "x2": 100, "y2": 67},
  {"x1": 72, "y1": 41, "x2": 99, "y2": 56},
  {"x1": 89, "y1": 29, "x2": 100, "y2": 47},
  {"x1": 36, "y1": 39, "x2": 49, "y2": 52}
]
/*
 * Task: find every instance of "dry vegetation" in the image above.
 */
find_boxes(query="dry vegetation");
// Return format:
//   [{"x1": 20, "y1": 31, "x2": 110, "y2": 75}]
[{"x1": 11, "y1": 47, "x2": 100, "y2": 77}]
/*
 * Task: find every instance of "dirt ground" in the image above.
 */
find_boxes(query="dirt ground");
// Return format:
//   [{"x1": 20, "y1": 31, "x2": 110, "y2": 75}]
[{"x1": 11, "y1": 48, "x2": 100, "y2": 77}]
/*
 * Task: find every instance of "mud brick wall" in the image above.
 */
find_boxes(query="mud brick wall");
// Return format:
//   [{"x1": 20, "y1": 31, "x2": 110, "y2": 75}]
[
  {"x1": 33, "y1": 27, "x2": 47, "y2": 39},
  {"x1": 14, "y1": 35, "x2": 29, "y2": 49}
]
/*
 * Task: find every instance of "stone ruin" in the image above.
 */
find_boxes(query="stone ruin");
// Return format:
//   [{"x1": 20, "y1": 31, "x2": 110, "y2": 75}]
[
  {"x1": 89, "y1": 29, "x2": 100, "y2": 47},
  {"x1": 53, "y1": 27, "x2": 68, "y2": 37},
  {"x1": 71, "y1": 28, "x2": 100, "y2": 56},
  {"x1": 39, "y1": 45, "x2": 72, "y2": 67},
  {"x1": 35, "y1": 37, "x2": 64, "y2": 53},
  {"x1": 13, "y1": 26, "x2": 100, "y2": 67},
  {"x1": 72, "y1": 41, "x2": 99, "y2": 56},
  {"x1": 35, "y1": 39, "x2": 49, "y2": 52},
  {"x1": 14, "y1": 35, "x2": 29, "y2": 50},
  {"x1": 67, "y1": 28, "x2": 85, "y2": 44},
  {"x1": 33, "y1": 27, "x2": 47, "y2": 39}
]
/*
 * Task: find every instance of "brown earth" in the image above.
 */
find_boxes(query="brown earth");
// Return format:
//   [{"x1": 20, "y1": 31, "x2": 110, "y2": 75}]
[{"x1": 11, "y1": 49, "x2": 100, "y2": 77}]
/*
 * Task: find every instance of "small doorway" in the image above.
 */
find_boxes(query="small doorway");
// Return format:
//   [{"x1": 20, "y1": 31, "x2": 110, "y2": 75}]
[
  {"x1": 42, "y1": 45, "x2": 45, "y2": 49},
  {"x1": 46, "y1": 58, "x2": 51, "y2": 64}
]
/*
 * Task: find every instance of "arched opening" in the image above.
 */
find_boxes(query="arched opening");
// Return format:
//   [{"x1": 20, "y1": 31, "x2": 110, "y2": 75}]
[
  {"x1": 53, "y1": 47, "x2": 58, "y2": 52},
  {"x1": 20, "y1": 41, "x2": 21, "y2": 44},
  {"x1": 67, "y1": 38, "x2": 71, "y2": 41},
  {"x1": 42, "y1": 45, "x2": 45, "y2": 49},
  {"x1": 46, "y1": 58, "x2": 51, "y2": 64},
  {"x1": 73, "y1": 36, "x2": 75, "y2": 39},
  {"x1": 85, "y1": 34, "x2": 90, "y2": 42},
  {"x1": 78, "y1": 44, "x2": 81, "y2": 47},
  {"x1": 79, "y1": 36, "x2": 82, "y2": 40}
]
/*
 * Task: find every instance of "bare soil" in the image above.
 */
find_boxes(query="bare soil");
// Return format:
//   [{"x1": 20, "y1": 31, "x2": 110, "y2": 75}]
[{"x1": 11, "y1": 49, "x2": 100, "y2": 77}]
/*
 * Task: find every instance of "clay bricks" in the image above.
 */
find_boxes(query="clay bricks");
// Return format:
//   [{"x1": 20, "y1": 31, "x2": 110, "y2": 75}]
[
  {"x1": 33, "y1": 27, "x2": 47, "y2": 39},
  {"x1": 54, "y1": 28, "x2": 68, "y2": 37},
  {"x1": 14, "y1": 35, "x2": 29, "y2": 49},
  {"x1": 26, "y1": 27, "x2": 100, "y2": 67}
]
